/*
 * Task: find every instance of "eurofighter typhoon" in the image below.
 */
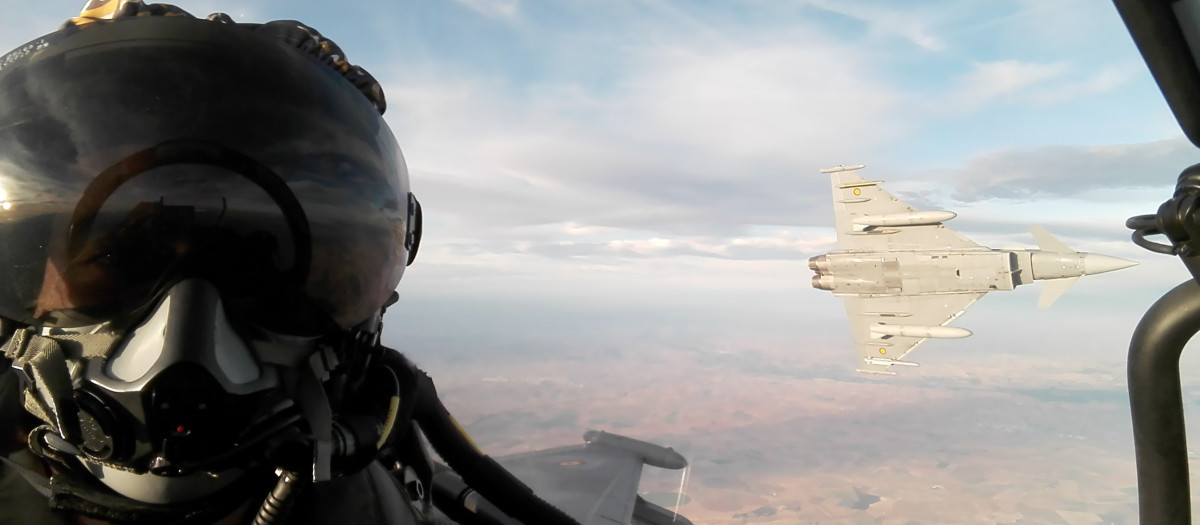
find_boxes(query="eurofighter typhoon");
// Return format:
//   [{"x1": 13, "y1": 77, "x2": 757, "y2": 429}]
[{"x1": 810, "y1": 165, "x2": 1137, "y2": 375}]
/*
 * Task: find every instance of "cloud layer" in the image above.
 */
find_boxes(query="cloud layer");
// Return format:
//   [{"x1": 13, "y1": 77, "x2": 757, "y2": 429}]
[{"x1": 0, "y1": 0, "x2": 1186, "y2": 361}]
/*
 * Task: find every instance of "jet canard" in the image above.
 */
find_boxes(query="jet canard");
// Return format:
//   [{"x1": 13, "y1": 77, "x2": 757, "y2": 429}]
[{"x1": 811, "y1": 165, "x2": 1137, "y2": 375}]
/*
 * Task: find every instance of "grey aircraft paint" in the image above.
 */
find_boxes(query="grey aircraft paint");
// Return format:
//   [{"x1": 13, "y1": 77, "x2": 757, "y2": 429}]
[{"x1": 810, "y1": 165, "x2": 1137, "y2": 375}]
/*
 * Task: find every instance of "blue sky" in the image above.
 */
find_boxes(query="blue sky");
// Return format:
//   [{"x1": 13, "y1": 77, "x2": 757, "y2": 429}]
[{"x1": 3, "y1": 0, "x2": 1195, "y2": 393}]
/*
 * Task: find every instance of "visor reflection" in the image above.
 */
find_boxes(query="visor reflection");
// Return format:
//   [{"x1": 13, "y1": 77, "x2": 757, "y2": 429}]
[{"x1": 33, "y1": 148, "x2": 310, "y2": 329}]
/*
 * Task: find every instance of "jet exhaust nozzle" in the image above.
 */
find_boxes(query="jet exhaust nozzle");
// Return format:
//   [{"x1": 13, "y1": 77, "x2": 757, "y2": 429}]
[
  {"x1": 809, "y1": 255, "x2": 829, "y2": 273},
  {"x1": 811, "y1": 275, "x2": 834, "y2": 290}
]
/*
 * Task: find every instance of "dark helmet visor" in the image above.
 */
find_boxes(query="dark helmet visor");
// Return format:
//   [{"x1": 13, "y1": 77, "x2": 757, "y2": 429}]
[{"x1": 0, "y1": 17, "x2": 409, "y2": 330}]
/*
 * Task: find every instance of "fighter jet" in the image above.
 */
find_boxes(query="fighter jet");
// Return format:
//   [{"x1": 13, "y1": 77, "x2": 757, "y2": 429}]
[{"x1": 809, "y1": 165, "x2": 1137, "y2": 375}]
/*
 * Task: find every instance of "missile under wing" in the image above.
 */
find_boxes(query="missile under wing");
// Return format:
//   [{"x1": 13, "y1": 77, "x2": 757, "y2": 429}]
[{"x1": 810, "y1": 165, "x2": 1137, "y2": 375}]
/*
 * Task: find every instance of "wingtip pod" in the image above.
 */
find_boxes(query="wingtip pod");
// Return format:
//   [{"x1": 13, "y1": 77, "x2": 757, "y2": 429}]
[
  {"x1": 583, "y1": 430, "x2": 687, "y2": 470},
  {"x1": 820, "y1": 164, "x2": 866, "y2": 174}
]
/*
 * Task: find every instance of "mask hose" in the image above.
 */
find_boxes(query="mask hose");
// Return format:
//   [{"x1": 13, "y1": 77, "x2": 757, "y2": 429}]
[
  {"x1": 380, "y1": 350, "x2": 580, "y2": 525},
  {"x1": 251, "y1": 470, "x2": 305, "y2": 525}
]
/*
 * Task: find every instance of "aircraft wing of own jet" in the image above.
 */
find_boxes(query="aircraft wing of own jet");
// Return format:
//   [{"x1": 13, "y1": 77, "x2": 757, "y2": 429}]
[{"x1": 434, "y1": 430, "x2": 692, "y2": 525}]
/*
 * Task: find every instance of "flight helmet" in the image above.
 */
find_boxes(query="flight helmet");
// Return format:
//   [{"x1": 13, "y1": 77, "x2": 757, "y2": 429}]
[{"x1": 0, "y1": 0, "x2": 422, "y2": 509}]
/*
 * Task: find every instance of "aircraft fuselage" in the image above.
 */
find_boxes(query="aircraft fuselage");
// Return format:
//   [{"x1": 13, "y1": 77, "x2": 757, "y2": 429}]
[
  {"x1": 810, "y1": 248, "x2": 1124, "y2": 297},
  {"x1": 810, "y1": 250, "x2": 1017, "y2": 295}
]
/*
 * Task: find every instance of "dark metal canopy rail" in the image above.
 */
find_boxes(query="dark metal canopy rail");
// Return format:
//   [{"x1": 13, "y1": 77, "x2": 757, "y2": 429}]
[{"x1": 1115, "y1": 1, "x2": 1200, "y2": 523}]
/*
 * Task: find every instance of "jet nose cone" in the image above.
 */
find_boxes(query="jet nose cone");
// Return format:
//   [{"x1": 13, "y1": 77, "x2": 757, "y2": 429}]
[{"x1": 1082, "y1": 254, "x2": 1139, "y2": 275}]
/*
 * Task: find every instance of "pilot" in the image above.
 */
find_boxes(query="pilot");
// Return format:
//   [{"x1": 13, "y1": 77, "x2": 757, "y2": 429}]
[{"x1": 0, "y1": 1, "x2": 441, "y2": 523}]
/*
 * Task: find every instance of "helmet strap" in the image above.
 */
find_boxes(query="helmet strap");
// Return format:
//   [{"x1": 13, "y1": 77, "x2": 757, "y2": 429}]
[{"x1": 3, "y1": 329, "x2": 122, "y2": 447}]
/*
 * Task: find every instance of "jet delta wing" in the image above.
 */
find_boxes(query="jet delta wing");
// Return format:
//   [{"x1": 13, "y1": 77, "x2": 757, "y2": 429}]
[
  {"x1": 810, "y1": 165, "x2": 1138, "y2": 374},
  {"x1": 843, "y1": 294, "x2": 981, "y2": 375},
  {"x1": 497, "y1": 431, "x2": 690, "y2": 525},
  {"x1": 824, "y1": 164, "x2": 982, "y2": 252}
]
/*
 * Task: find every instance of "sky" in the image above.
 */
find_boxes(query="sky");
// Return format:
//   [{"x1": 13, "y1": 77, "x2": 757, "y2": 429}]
[
  {"x1": 3, "y1": 0, "x2": 1200, "y2": 518},
  {"x1": 339, "y1": 0, "x2": 1193, "y2": 365},
  {"x1": 4, "y1": 0, "x2": 1196, "y2": 388}
]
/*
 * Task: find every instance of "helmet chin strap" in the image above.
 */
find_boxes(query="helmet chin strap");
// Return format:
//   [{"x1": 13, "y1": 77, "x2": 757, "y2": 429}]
[{"x1": 4, "y1": 327, "x2": 121, "y2": 452}]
